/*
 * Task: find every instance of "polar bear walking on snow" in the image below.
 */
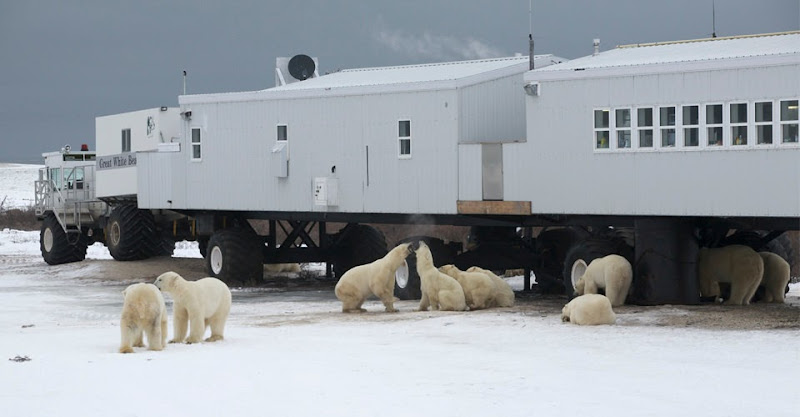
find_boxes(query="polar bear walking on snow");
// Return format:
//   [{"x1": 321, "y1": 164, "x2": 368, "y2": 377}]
[
  {"x1": 758, "y1": 251, "x2": 790, "y2": 304},
  {"x1": 439, "y1": 264, "x2": 496, "y2": 310},
  {"x1": 154, "y1": 271, "x2": 232, "y2": 344},
  {"x1": 119, "y1": 283, "x2": 167, "y2": 353},
  {"x1": 334, "y1": 243, "x2": 413, "y2": 313},
  {"x1": 466, "y1": 266, "x2": 515, "y2": 307},
  {"x1": 574, "y1": 254, "x2": 632, "y2": 307},
  {"x1": 698, "y1": 245, "x2": 763, "y2": 305},
  {"x1": 561, "y1": 294, "x2": 616, "y2": 325},
  {"x1": 415, "y1": 242, "x2": 467, "y2": 311}
]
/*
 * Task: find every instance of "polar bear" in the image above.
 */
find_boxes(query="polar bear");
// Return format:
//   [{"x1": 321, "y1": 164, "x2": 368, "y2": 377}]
[
  {"x1": 574, "y1": 254, "x2": 632, "y2": 307},
  {"x1": 439, "y1": 264, "x2": 496, "y2": 310},
  {"x1": 466, "y1": 266, "x2": 515, "y2": 307},
  {"x1": 154, "y1": 271, "x2": 232, "y2": 344},
  {"x1": 759, "y1": 252, "x2": 790, "y2": 303},
  {"x1": 415, "y1": 242, "x2": 467, "y2": 311},
  {"x1": 561, "y1": 294, "x2": 616, "y2": 325},
  {"x1": 334, "y1": 243, "x2": 412, "y2": 313},
  {"x1": 698, "y1": 245, "x2": 763, "y2": 305},
  {"x1": 264, "y1": 263, "x2": 301, "y2": 273},
  {"x1": 119, "y1": 283, "x2": 167, "y2": 353}
]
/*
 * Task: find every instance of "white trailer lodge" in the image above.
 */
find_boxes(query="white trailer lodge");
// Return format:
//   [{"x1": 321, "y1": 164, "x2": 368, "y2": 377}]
[{"x1": 35, "y1": 32, "x2": 800, "y2": 305}]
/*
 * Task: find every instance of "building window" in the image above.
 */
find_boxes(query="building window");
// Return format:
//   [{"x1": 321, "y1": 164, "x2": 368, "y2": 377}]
[
  {"x1": 755, "y1": 101, "x2": 773, "y2": 144},
  {"x1": 191, "y1": 128, "x2": 201, "y2": 160},
  {"x1": 706, "y1": 104, "x2": 723, "y2": 146},
  {"x1": 398, "y1": 120, "x2": 411, "y2": 157},
  {"x1": 637, "y1": 108, "x2": 653, "y2": 148},
  {"x1": 780, "y1": 100, "x2": 799, "y2": 143},
  {"x1": 277, "y1": 125, "x2": 287, "y2": 141},
  {"x1": 683, "y1": 105, "x2": 699, "y2": 147},
  {"x1": 121, "y1": 129, "x2": 131, "y2": 152},
  {"x1": 659, "y1": 106, "x2": 675, "y2": 147},
  {"x1": 593, "y1": 109, "x2": 609, "y2": 149},
  {"x1": 730, "y1": 103, "x2": 748, "y2": 145},
  {"x1": 615, "y1": 109, "x2": 631, "y2": 149}
]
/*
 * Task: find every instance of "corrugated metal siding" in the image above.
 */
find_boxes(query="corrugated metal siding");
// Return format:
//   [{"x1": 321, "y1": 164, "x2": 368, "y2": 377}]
[
  {"x1": 458, "y1": 74, "x2": 526, "y2": 144},
  {"x1": 508, "y1": 63, "x2": 800, "y2": 217}
]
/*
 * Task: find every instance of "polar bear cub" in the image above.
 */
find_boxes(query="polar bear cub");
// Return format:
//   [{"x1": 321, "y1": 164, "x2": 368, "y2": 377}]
[
  {"x1": 698, "y1": 245, "x2": 763, "y2": 305},
  {"x1": 561, "y1": 294, "x2": 616, "y2": 325},
  {"x1": 415, "y1": 242, "x2": 467, "y2": 311},
  {"x1": 575, "y1": 254, "x2": 632, "y2": 307},
  {"x1": 154, "y1": 271, "x2": 232, "y2": 344},
  {"x1": 439, "y1": 264, "x2": 496, "y2": 310},
  {"x1": 466, "y1": 266, "x2": 515, "y2": 307},
  {"x1": 119, "y1": 283, "x2": 167, "y2": 353},
  {"x1": 759, "y1": 252, "x2": 790, "y2": 303},
  {"x1": 334, "y1": 243, "x2": 412, "y2": 313}
]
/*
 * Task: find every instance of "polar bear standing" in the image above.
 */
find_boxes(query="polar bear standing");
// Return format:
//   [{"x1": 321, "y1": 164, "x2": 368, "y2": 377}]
[
  {"x1": 334, "y1": 243, "x2": 412, "y2": 313},
  {"x1": 574, "y1": 254, "x2": 632, "y2": 307},
  {"x1": 415, "y1": 242, "x2": 467, "y2": 311},
  {"x1": 561, "y1": 294, "x2": 616, "y2": 325},
  {"x1": 154, "y1": 271, "x2": 232, "y2": 344},
  {"x1": 439, "y1": 264, "x2": 496, "y2": 310},
  {"x1": 264, "y1": 263, "x2": 301, "y2": 273},
  {"x1": 466, "y1": 266, "x2": 515, "y2": 307},
  {"x1": 698, "y1": 245, "x2": 763, "y2": 305},
  {"x1": 119, "y1": 283, "x2": 167, "y2": 353},
  {"x1": 759, "y1": 252, "x2": 790, "y2": 303}
]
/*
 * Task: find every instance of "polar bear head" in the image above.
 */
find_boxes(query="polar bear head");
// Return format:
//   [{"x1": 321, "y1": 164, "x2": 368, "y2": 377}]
[
  {"x1": 438, "y1": 264, "x2": 459, "y2": 277},
  {"x1": 414, "y1": 241, "x2": 432, "y2": 263},
  {"x1": 154, "y1": 271, "x2": 182, "y2": 291}
]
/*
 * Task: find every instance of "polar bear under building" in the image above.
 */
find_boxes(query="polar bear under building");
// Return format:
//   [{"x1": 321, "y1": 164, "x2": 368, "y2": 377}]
[
  {"x1": 698, "y1": 245, "x2": 763, "y2": 305},
  {"x1": 561, "y1": 294, "x2": 616, "y2": 325},
  {"x1": 574, "y1": 254, "x2": 632, "y2": 307},
  {"x1": 334, "y1": 243, "x2": 412, "y2": 313}
]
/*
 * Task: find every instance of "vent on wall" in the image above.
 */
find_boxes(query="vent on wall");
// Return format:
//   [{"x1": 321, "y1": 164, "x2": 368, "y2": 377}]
[{"x1": 275, "y1": 54, "x2": 319, "y2": 86}]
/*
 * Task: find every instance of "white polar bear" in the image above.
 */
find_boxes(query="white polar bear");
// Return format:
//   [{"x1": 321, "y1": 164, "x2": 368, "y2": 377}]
[
  {"x1": 439, "y1": 264, "x2": 496, "y2": 310},
  {"x1": 759, "y1": 252, "x2": 790, "y2": 304},
  {"x1": 264, "y1": 263, "x2": 301, "y2": 273},
  {"x1": 119, "y1": 283, "x2": 167, "y2": 353},
  {"x1": 574, "y1": 254, "x2": 632, "y2": 307},
  {"x1": 466, "y1": 266, "x2": 515, "y2": 307},
  {"x1": 334, "y1": 243, "x2": 412, "y2": 313},
  {"x1": 415, "y1": 242, "x2": 467, "y2": 311},
  {"x1": 698, "y1": 245, "x2": 763, "y2": 305},
  {"x1": 154, "y1": 271, "x2": 232, "y2": 344},
  {"x1": 561, "y1": 294, "x2": 616, "y2": 325}
]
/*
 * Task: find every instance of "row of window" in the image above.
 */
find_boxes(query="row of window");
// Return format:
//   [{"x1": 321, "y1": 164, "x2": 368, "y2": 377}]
[
  {"x1": 188, "y1": 121, "x2": 413, "y2": 161},
  {"x1": 593, "y1": 99, "x2": 799, "y2": 151}
]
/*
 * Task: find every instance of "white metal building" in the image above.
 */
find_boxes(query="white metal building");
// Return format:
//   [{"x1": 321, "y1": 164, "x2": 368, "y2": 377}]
[
  {"x1": 512, "y1": 31, "x2": 800, "y2": 218},
  {"x1": 136, "y1": 55, "x2": 565, "y2": 214}
]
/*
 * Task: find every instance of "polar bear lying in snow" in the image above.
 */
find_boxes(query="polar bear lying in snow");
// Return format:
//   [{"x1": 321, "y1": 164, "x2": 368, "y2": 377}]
[
  {"x1": 561, "y1": 294, "x2": 616, "y2": 325},
  {"x1": 154, "y1": 271, "x2": 232, "y2": 344},
  {"x1": 334, "y1": 243, "x2": 412, "y2": 313},
  {"x1": 574, "y1": 254, "x2": 632, "y2": 307},
  {"x1": 466, "y1": 266, "x2": 515, "y2": 307},
  {"x1": 439, "y1": 264, "x2": 496, "y2": 310},
  {"x1": 698, "y1": 245, "x2": 762, "y2": 305},
  {"x1": 119, "y1": 283, "x2": 167, "y2": 353},
  {"x1": 415, "y1": 242, "x2": 467, "y2": 311}
]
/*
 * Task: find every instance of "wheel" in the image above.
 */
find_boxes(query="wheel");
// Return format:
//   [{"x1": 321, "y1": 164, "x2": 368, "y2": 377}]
[
  {"x1": 206, "y1": 227, "x2": 263, "y2": 285},
  {"x1": 562, "y1": 238, "x2": 631, "y2": 297},
  {"x1": 331, "y1": 225, "x2": 388, "y2": 280},
  {"x1": 533, "y1": 227, "x2": 589, "y2": 294},
  {"x1": 197, "y1": 236, "x2": 209, "y2": 258},
  {"x1": 106, "y1": 204, "x2": 159, "y2": 261},
  {"x1": 40, "y1": 212, "x2": 88, "y2": 265},
  {"x1": 394, "y1": 236, "x2": 454, "y2": 300},
  {"x1": 154, "y1": 237, "x2": 175, "y2": 257}
]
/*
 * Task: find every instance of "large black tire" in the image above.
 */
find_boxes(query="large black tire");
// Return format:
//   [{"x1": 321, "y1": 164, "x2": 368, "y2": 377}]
[
  {"x1": 331, "y1": 225, "x2": 388, "y2": 280},
  {"x1": 533, "y1": 227, "x2": 590, "y2": 294},
  {"x1": 106, "y1": 204, "x2": 159, "y2": 261},
  {"x1": 197, "y1": 236, "x2": 209, "y2": 258},
  {"x1": 394, "y1": 237, "x2": 455, "y2": 300},
  {"x1": 40, "y1": 212, "x2": 88, "y2": 265},
  {"x1": 562, "y1": 238, "x2": 632, "y2": 297},
  {"x1": 206, "y1": 228, "x2": 264, "y2": 285}
]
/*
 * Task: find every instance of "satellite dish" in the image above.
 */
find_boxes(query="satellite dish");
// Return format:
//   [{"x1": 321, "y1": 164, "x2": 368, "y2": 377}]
[{"x1": 288, "y1": 54, "x2": 316, "y2": 81}]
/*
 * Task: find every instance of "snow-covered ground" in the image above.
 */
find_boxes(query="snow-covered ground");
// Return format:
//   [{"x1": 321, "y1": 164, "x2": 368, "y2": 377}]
[{"x1": 0, "y1": 163, "x2": 41, "y2": 209}]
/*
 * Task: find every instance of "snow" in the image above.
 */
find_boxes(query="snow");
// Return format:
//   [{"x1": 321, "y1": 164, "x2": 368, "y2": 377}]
[
  {"x1": 2, "y1": 165, "x2": 800, "y2": 417},
  {"x1": 0, "y1": 163, "x2": 41, "y2": 209}
]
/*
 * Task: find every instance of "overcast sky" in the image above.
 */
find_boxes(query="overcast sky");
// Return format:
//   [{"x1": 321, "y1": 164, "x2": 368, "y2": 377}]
[{"x1": 1, "y1": 0, "x2": 798, "y2": 163}]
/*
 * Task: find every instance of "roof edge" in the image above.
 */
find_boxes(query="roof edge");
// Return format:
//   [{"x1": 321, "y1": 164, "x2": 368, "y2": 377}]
[{"x1": 617, "y1": 30, "x2": 800, "y2": 49}]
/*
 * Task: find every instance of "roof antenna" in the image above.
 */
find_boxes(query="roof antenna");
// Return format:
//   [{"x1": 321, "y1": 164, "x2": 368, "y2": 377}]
[
  {"x1": 528, "y1": 0, "x2": 534, "y2": 70},
  {"x1": 711, "y1": 0, "x2": 717, "y2": 38}
]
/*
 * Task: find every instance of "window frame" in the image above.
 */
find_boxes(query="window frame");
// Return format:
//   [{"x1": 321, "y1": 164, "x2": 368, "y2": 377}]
[
  {"x1": 779, "y1": 99, "x2": 799, "y2": 144},
  {"x1": 729, "y1": 102, "x2": 749, "y2": 147},
  {"x1": 658, "y1": 105, "x2": 677, "y2": 149},
  {"x1": 190, "y1": 127, "x2": 202, "y2": 161},
  {"x1": 121, "y1": 128, "x2": 131, "y2": 153},
  {"x1": 276, "y1": 124, "x2": 288, "y2": 142},
  {"x1": 754, "y1": 101, "x2": 774, "y2": 146},
  {"x1": 398, "y1": 119, "x2": 411, "y2": 159},
  {"x1": 614, "y1": 108, "x2": 632, "y2": 150},
  {"x1": 682, "y1": 105, "x2": 700, "y2": 148},
  {"x1": 705, "y1": 103, "x2": 724, "y2": 147},
  {"x1": 636, "y1": 107, "x2": 654, "y2": 150},
  {"x1": 593, "y1": 108, "x2": 611, "y2": 151}
]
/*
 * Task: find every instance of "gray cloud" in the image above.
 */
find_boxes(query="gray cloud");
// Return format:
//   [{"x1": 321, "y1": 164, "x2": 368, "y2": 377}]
[{"x1": 375, "y1": 28, "x2": 505, "y2": 61}]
